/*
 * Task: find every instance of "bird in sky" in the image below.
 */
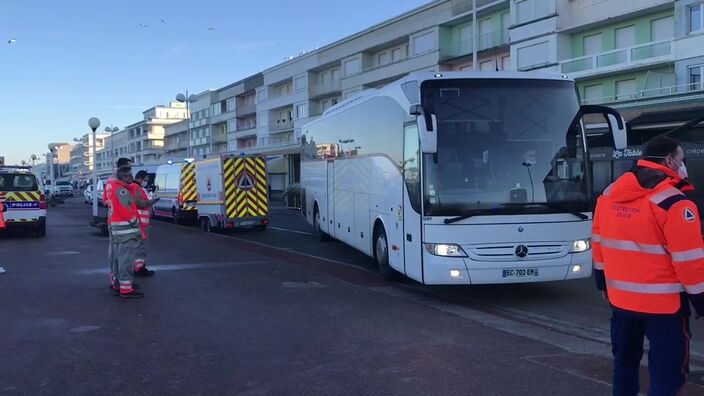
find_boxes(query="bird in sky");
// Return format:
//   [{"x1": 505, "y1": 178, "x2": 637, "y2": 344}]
[
  {"x1": 207, "y1": 26, "x2": 216, "y2": 31},
  {"x1": 137, "y1": 22, "x2": 149, "y2": 28},
  {"x1": 8, "y1": 38, "x2": 17, "y2": 44},
  {"x1": 160, "y1": 18, "x2": 167, "y2": 24}
]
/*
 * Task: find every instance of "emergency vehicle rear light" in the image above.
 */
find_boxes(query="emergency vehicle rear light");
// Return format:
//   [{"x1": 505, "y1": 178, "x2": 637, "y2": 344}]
[
  {"x1": 226, "y1": 222, "x2": 235, "y2": 228},
  {"x1": 177, "y1": 192, "x2": 184, "y2": 205},
  {"x1": 39, "y1": 194, "x2": 47, "y2": 209},
  {"x1": 262, "y1": 219, "x2": 270, "y2": 225}
]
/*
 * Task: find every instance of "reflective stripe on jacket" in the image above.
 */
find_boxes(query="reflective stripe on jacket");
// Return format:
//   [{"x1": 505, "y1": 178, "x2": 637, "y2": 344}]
[{"x1": 592, "y1": 160, "x2": 704, "y2": 314}]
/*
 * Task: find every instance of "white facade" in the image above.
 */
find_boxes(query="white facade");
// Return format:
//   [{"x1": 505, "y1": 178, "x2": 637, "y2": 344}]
[{"x1": 69, "y1": 133, "x2": 108, "y2": 178}]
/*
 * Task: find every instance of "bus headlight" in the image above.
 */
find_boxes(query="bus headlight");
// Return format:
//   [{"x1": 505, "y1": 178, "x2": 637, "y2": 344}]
[
  {"x1": 424, "y1": 243, "x2": 468, "y2": 257},
  {"x1": 570, "y1": 239, "x2": 591, "y2": 253}
]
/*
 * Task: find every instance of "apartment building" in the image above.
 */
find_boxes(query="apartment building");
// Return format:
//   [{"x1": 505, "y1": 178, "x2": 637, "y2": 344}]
[
  {"x1": 86, "y1": 0, "x2": 704, "y2": 187},
  {"x1": 69, "y1": 133, "x2": 108, "y2": 179},
  {"x1": 95, "y1": 102, "x2": 188, "y2": 174}
]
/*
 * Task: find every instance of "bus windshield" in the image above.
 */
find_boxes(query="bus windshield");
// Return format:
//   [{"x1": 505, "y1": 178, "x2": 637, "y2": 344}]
[{"x1": 421, "y1": 78, "x2": 588, "y2": 217}]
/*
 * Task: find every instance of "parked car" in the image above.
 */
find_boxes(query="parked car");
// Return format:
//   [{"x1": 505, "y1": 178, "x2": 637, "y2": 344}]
[
  {"x1": 83, "y1": 185, "x2": 92, "y2": 204},
  {"x1": 52, "y1": 179, "x2": 74, "y2": 197}
]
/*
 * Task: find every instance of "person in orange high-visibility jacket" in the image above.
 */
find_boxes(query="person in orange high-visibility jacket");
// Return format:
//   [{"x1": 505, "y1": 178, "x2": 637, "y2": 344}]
[
  {"x1": 592, "y1": 135, "x2": 704, "y2": 396},
  {"x1": 105, "y1": 158, "x2": 132, "y2": 290},
  {"x1": 108, "y1": 163, "x2": 145, "y2": 298},
  {"x1": 132, "y1": 170, "x2": 158, "y2": 277}
]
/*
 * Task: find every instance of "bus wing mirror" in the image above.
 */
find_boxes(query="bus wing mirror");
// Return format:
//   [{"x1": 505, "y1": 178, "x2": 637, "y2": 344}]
[
  {"x1": 579, "y1": 105, "x2": 627, "y2": 150},
  {"x1": 606, "y1": 113, "x2": 627, "y2": 150},
  {"x1": 418, "y1": 114, "x2": 438, "y2": 154}
]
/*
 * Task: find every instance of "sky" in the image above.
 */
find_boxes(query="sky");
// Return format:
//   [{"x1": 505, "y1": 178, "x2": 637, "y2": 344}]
[{"x1": 0, "y1": 0, "x2": 429, "y2": 165}]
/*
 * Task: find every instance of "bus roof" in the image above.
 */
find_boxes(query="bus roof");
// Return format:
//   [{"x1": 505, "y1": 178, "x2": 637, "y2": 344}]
[{"x1": 311, "y1": 71, "x2": 574, "y2": 123}]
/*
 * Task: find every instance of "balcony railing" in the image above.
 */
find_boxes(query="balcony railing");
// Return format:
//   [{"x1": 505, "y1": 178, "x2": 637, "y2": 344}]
[
  {"x1": 236, "y1": 104, "x2": 257, "y2": 118},
  {"x1": 309, "y1": 80, "x2": 342, "y2": 98},
  {"x1": 560, "y1": 40, "x2": 672, "y2": 74},
  {"x1": 442, "y1": 29, "x2": 509, "y2": 59},
  {"x1": 581, "y1": 82, "x2": 704, "y2": 105},
  {"x1": 238, "y1": 133, "x2": 302, "y2": 151},
  {"x1": 271, "y1": 119, "x2": 294, "y2": 132},
  {"x1": 212, "y1": 133, "x2": 228, "y2": 144}
]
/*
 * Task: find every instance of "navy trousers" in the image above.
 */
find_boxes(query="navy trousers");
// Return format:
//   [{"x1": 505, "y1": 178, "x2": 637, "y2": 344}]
[{"x1": 611, "y1": 309, "x2": 690, "y2": 396}]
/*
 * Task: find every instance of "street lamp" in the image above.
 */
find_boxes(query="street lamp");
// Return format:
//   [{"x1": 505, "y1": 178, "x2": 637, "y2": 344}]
[
  {"x1": 176, "y1": 91, "x2": 198, "y2": 158},
  {"x1": 104, "y1": 126, "x2": 119, "y2": 168},
  {"x1": 88, "y1": 117, "x2": 101, "y2": 218},
  {"x1": 30, "y1": 154, "x2": 37, "y2": 167}
]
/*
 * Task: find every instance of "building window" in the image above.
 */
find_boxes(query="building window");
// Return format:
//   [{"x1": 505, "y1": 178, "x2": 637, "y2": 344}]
[
  {"x1": 378, "y1": 52, "x2": 390, "y2": 66},
  {"x1": 321, "y1": 71, "x2": 329, "y2": 84},
  {"x1": 583, "y1": 33, "x2": 602, "y2": 55},
  {"x1": 294, "y1": 76, "x2": 306, "y2": 91},
  {"x1": 615, "y1": 79, "x2": 637, "y2": 100},
  {"x1": 501, "y1": 55, "x2": 511, "y2": 70},
  {"x1": 584, "y1": 84, "x2": 603, "y2": 103},
  {"x1": 331, "y1": 69, "x2": 340, "y2": 80},
  {"x1": 391, "y1": 48, "x2": 402, "y2": 62},
  {"x1": 516, "y1": 0, "x2": 549, "y2": 24},
  {"x1": 296, "y1": 103, "x2": 307, "y2": 119},
  {"x1": 689, "y1": 3, "x2": 703, "y2": 34},
  {"x1": 413, "y1": 32, "x2": 434, "y2": 55},
  {"x1": 226, "y1": 98, "x2": 235, "y2": 112},
  {"x1": 651, "y1": 16, "x2": 673, "y2": 41},
  {"x1": 344, "y1": 58, "x2": 361, "y2": 76},
  {"x1": 480, "y1": 59, "x2": 495, "y2": 71},
  {"x1": 516, "y1": 41, "x2": 549, "y2": 70},
  {"x1": 615, "y1": 25, "x2": 635, "y2": 49},
  {"x1": 689, "y1": 65, "x2": 703, "y2": 91}
]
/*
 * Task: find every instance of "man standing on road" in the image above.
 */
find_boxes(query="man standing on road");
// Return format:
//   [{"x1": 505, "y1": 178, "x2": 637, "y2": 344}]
[
  {"x1": 592, "y1": 135, "x2": 704, "y2": 396},
  {"x1": 107, "y1": 163, "x2": 144, "y2": 298},
  {"x1": 133, "y1": 170, "x2": 157, "y2": 277},
  {"x1": 105, "y1": 158, "x2": 132, "y2": 289}
]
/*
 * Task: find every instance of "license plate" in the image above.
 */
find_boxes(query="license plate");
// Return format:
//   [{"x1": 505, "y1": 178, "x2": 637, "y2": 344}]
[
  {"x1": 240, "y1": 220, "x2": 255, "y2": 226},
  {"x1": 502, "y1": 268, "x2": 539, "y2": 278}
]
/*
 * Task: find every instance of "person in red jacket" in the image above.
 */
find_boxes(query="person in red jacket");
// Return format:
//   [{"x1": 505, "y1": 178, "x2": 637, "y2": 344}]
[
  {"x1": 0, "y1": 200, "x2": 6, "y2": 230},
  {"x1": 132, "y1": 170, "x2": 157, "y2": 277},
  {"x1": 593, "y1": 135, "x2": 704, "y2": 396}
]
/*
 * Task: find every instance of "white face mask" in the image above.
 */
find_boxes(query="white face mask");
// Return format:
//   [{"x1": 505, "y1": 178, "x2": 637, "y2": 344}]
[{"x1": 675, "y1": 160, "x2": 688, "y2": 179}]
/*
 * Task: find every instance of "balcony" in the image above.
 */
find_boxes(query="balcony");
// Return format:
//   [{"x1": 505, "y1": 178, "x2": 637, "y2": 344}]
[
  {"x1": 236, "y1": 104, "x2": 257, "y2": 118},
  {"x1": 560, "y1": 40, "x2": 673, "y2": 79},
  {"x1": 441, "y1": 29, "x2": 509, "y2": 60},
  {"x1": 308, "y1": 80, "x2": 342, "y2": 99},
  {"x1": 240, "y1": 133, "x2": 302, "y2": 155},
  {"x1": 212, "y1": 132, "x2": 228, "y2": 144},
  {"x1": 270, "y1": 119, "x2": 294, "y2": 133},
  {"x1": 231, "y1": 126, "x2": 257, "y2": 139},
  {"x1": 581, "y1": 83, "x2": 704, "y2": 106}
]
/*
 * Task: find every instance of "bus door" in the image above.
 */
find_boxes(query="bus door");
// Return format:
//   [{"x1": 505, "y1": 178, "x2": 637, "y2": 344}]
[
  {"x1": 326, "y1": 160, "x2": 335, "y2": 238},
  {"x1": 403, "y1": 124, "x2": 423, "y2": 282}
]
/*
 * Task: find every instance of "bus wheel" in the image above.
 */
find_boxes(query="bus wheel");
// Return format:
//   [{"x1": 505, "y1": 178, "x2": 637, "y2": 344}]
[
  {"x1": 314, "y1": 206, "x2": 329, "y2": 241},
  {"x1": 374, "y1": 226, "x2": 396, "y2": 281},
  {"x1": 172, "y1": 208, "x2": 180, "y2": 225}
]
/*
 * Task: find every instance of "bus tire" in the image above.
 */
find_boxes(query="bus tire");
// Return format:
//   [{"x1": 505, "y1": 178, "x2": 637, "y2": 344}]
[
  {"x1": 313, "y1": 205, "x2": 330, "y2": 242},
  {"x1": 172, "y1": 208, "x2": 180, "y2": 225},
  {"x1": 374, "y1": 225, "x2": 396, "y2": 281}
]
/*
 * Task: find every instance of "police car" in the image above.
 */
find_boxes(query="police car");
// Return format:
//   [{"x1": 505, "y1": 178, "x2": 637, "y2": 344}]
[{"x1": 0, "y1": 165, "x2": 47, "y2": 237}]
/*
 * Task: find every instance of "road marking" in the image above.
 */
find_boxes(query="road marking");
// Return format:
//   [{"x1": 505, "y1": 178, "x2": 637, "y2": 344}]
[
  {"x1": 70, "y1": 325, "x2": 102, "y2": 333},
  {"x1": 48, "y1": 250, "x2": 81, "y2": 255},
  {"x1": 76, "y1": 260, "x2": 269, "y2": 274},
  {"x1": 268, "y1": 226, "x2": 312, "y2": 235}
]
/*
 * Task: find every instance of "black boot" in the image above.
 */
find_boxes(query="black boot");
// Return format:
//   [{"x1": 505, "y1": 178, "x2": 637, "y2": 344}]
[
  {"x1": 118, "y1": 290, "x2": 144, "y2": 299},
  {"x1": 134, "y1": 267, "x2": 155, "y2": 277}
]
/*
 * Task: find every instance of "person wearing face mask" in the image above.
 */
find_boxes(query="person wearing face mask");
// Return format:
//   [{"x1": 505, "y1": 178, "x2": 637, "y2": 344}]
[
  {"x1": 592, "y1": 135, "x2": 704, "y2": 396},
  {"x1": 108, "y1": 164, "x2": 145, "y2": 298},
  {"x1": 132, "y1": 170, "x2": 158, "y2": 277}
]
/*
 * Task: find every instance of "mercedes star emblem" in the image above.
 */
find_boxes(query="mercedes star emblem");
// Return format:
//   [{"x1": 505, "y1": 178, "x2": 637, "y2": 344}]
[{"x1": 515, "y1": 245, "x2": 529, "y2": 258}]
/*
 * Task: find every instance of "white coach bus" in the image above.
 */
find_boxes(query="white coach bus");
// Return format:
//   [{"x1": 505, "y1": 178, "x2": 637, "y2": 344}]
[{"x1": 300, "y1": 71, "x2": 627, "y2": 285}]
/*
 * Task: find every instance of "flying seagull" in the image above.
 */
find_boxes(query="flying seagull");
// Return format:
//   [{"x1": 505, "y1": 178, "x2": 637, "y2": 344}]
[
  {"x1": 207, "y1": 26, "x2": 216, "y2": 31},
  {"x1": 8, "y1": 38, "x2": 17, "y2": 44},
  {"x1": 160, "y1": 17, "x2": 167, "y2": 24},
  {"x1": 137, "y1": 22, "x2": 149, "y2": 28}
]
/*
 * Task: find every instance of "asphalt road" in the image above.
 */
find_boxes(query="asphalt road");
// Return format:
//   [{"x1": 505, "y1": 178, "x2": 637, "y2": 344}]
[{"x1": 1, "y1": 197, "x2": 704, "y2": 395}]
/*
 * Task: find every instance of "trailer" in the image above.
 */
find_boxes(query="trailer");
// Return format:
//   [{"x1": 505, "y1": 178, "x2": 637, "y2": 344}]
[{"x1": 195, "y1": 154, "x2": 269, "y2": 232}]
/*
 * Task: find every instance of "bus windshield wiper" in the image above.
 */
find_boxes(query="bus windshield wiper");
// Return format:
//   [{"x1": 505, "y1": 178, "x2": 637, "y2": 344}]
[
  {"x1": 501, "y1": 203, "x2": 588, "y2": 220},
  {"x1": 443, "y1": 208, "x2": 523, "y2": 224}
]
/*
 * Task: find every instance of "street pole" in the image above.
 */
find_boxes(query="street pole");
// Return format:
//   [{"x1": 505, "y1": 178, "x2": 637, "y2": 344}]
[
  {"x1": 472, "y1": 0, "x2": 478, "y2": 71},
  {"x1": 48, "y1": 150, "x2": 55, "y2": 197},
  {"x1": 89, "y1": 117, "x2": 101, "y2": 218},
  {"x1": 177, "y1": 91, "x2": 197, "y2": 159}
]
